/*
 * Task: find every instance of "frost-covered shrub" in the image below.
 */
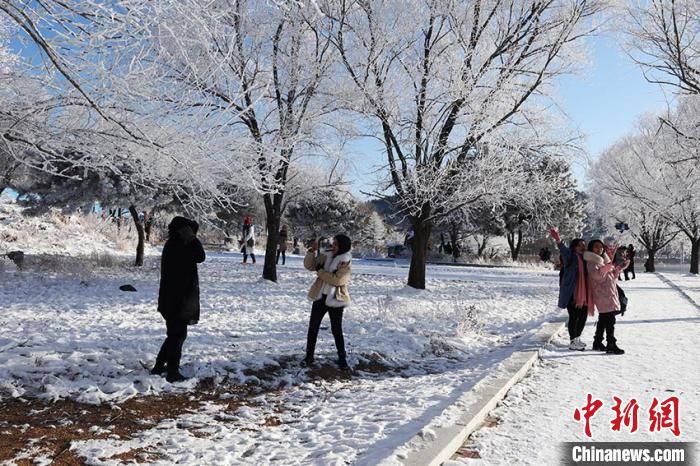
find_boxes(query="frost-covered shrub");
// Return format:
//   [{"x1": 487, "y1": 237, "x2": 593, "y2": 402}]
[
  {"x1": 88, "y1": 251, "x2": 122, "y2": 268},
  {"x1": 455, "y1": 304, "x2": 484, "y2": 337}
]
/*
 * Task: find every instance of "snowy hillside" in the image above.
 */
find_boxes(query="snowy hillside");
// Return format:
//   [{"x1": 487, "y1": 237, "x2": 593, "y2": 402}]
[{"x1": 0, "y1": 194, "x2": 149, "y2": 259}]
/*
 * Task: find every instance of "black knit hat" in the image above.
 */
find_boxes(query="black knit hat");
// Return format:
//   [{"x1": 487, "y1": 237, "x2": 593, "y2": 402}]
[{"x1": 334, "y1": 234, "x2": 352, "y2": 257}]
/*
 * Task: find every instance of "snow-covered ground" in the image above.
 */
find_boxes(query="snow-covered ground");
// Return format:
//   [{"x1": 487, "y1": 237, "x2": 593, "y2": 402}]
[
  {"x1": 1, "y1": 241, "x2": 563, "y2": 464},
  {"x1": 4, "y1": 199, "x2": 696, "y2": 465},
  {"x1": 455, "y1": 271, "x2": 700, "y2": 465}
]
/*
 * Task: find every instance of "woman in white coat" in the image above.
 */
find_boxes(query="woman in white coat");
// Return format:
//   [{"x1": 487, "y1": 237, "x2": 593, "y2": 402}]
[{"x1": 240, "y1": 216, "x2": 256, "y2": 264}]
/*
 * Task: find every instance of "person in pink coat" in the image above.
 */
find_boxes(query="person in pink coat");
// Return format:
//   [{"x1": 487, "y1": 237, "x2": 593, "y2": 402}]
[{"x1": 583, "y1": 239, "x2": 629, "y2": 354}]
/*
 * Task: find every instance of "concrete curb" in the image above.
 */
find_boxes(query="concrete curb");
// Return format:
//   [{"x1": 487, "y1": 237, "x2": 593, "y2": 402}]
[{"x1": 401, "y1": 320, "x2": 566, "y2": 466}]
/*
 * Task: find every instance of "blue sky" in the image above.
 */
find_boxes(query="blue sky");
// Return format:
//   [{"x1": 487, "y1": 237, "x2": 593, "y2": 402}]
[{"x1": 555, "y1": 33, "x2": 669, "y2": 184}]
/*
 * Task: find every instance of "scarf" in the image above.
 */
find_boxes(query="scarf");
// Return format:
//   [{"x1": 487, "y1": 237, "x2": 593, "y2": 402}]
[
  {"x1": 583, "y1": 251, "x2": 611, "y2": 316},
  {"x1": 318, "y1": 252, "x2": 352, "y2": 303},
  {"x1": 574, "y1": 253, "x2": 587, "y2": 308}
]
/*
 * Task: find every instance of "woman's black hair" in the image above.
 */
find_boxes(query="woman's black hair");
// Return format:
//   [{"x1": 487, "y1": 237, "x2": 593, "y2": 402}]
[
  {"x1": 587, "y1": 239, "x2": 605, "y2": 254},
  {"x1": 333, "y1": 234, "x2": 352, "y2": 257},
  {"x1": 569, "y1": 238, "x2": 584, "y2": 250}
]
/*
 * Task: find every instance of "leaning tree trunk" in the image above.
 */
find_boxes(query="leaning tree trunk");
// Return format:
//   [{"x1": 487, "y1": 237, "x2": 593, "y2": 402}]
[
  {"x1": 262, "y1": 192, "x2": 283, "y2": 282},
  {"x1": 690, "y1": 238, "x2": 700, "y2": 275},
  {"x1": 128, "y1": 205, "x2": 145, "y2": 267},
  {"x1": 645, "y1": 248, "x2": 657, "y2": 273},
  {"x1": 506, "y1": 228, "x2": 523, "y2": 261},
  {"x1": 407, "y1": 204, "x2": 432, "y2": 289}
]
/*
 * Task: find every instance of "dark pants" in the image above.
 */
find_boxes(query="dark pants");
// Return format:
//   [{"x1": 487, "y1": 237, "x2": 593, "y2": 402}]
[
  {"x1": 242, "y1": 246, "x2": 256, "y2": 263},
  {"x1": 566, "y1": 298, "x2": 588, "y2": 340},
  {"x1": 305, "y1": 296, "x2": 346, "y2": 361},
  {"x1": 594, "y1": 313, "x2": 617, "y2": 346},
  {"x1": 156, "y1": 319, "x2": 188, "y2": 375},
  {"x1": 624, "y1": 263, "x2": 635, "y2": 280},
  {"x1": 276, "y1": 250, "x2": 286, "y2": 265}
]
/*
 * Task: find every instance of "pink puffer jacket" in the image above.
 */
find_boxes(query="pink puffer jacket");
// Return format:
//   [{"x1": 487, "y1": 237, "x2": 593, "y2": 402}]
[{"x1": 584, "y1": 251, "x2": 626, "y2": 314}]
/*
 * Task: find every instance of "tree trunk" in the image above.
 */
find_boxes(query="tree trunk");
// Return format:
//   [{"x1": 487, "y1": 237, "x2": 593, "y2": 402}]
[
  {"x1": 117, "y1": 208, "x2": 123, "y2": 233},
  {"x1": 690, "y1": 238, "x2": 700, "y2": 275},
  {"x1": 506, "y1": 228, "x2": 523, "y2": 261},
  {"x1": 262, "y1": 192, "x2": 283, "y2": 282},
  {"x1": 645, "y1": 248, "x2": 656, "y2": 273},
  {"x1": 407, "y1": 204, "x2": 431, "y2": 289},
  {"x1": 128, "y1": 205, "x2": 145, "y2": 267}
]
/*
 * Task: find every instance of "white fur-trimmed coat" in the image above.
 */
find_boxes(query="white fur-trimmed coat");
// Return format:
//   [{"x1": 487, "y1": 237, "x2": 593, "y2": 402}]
[{"x1": 304, "y1": 250, "x2": 352, "y2": 307}]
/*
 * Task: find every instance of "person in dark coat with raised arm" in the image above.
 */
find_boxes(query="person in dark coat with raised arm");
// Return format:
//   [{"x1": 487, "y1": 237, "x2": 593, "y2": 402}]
[
  {"x1": 550, "y1": 228, "x2": 589, "y2": 351},
  {"x1": 152, "y1": 216, "x2": 206, "y2": 383}
]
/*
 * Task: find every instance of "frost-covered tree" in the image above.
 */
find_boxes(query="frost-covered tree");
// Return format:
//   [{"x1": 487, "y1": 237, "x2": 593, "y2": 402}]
[
  {"x1": 592, "y1": 110, "x2": 700, "y2": 274},
  {"x1": 324, "y1": 0, "x2": 602, "y2": 288},
  {"x1": 122, "y1": 0, "x2": 341, "y2": 282},
  {"x1": 1, "y1": 1, "x2": 246, "y2": 263},
  {"x1": 621, "y1": 0, "x2": 700, "y2": 95},
  {"x1": 500, "y1": 156, "x2": 584, "y2": 260},
  {"x1": 619, "y1": 0, "x2": 700, "y2": 162},
  {"x1": 286, "y1": 186, "x2": 361, "y2": 241},
  {"x1": 588, "y1": 183, "x2": 678, "y2": 272}
]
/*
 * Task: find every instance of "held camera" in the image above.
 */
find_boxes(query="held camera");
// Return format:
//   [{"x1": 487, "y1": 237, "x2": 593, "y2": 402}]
[{"x1": 614, "y1": 247, "x2": 628, "y2": 265}]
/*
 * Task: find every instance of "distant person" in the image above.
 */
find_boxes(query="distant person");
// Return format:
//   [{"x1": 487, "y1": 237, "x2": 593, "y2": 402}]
[
  {"x1": 644, "y1": 256, "x2": 652, "y2": 273},
  {"x1": 444, "y1": 242, "x2": 453, "y2": 255},
  {"x1": 624, "y1": 244, "x2": 636, "y2": 280},
  {"x1": 584, "y1": 239, "x2": 628, "y2": 355},
  {"x1": 152, "y1": 216, "x2": 206, "y2": 382},
  {"x1": 550, "y1": 228, "x2": 588, "y2": 351},
  {"x1": 542, "y1": 247, "x2": 552, "y2": 262},
  {"x1": 539, "y1": 248, "x2": 546, "y2": 261},
  {"x1": 277, "y1": 224, "x2": 289, "y2": 265},
  {"x1": 614, "y1": 246, "x2": 628, "y2": 281},
  {"x1": 302, "y1": 234, "x2": 353, "y2": 371},
  {"x1": 240, "y1": 216, "x2": 256, "y2": 264}
]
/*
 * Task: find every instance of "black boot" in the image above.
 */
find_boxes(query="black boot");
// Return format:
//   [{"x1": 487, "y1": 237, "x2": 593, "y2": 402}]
[
  {"x1": 166, "y1": 371, "x2": 188, "y2": 383},
  {"x1": 337, "y1": 356, "x2": 350, "y2": 371},
  {"x1": 300, "y1": 355, "x2": 314, "y2": 367},
  {"x1": 606, "y1": 342, "x2": 625, "y2": 355},
  {"x1": 151, "y1": 361, "x2": 167, "y2": 375},
  {"x1": 592, "y1": 339, "x2": 606, "y2": 351}
]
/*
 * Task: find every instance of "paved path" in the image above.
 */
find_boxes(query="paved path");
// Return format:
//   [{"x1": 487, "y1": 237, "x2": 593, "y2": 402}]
[{"x1": 453, "y1": 272, "x2": 700, "y2": 465}]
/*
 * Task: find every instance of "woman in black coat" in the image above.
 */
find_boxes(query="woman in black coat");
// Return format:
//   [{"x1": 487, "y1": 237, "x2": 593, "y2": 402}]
[{"x1": 152, "y1": 216, "x2": 206, "y2": 382}]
